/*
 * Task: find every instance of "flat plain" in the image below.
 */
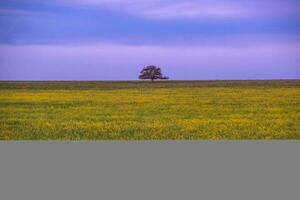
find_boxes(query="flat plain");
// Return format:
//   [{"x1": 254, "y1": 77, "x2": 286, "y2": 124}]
[{"x1": 0, "y1": 80, "x2": 299, "y2": 140}]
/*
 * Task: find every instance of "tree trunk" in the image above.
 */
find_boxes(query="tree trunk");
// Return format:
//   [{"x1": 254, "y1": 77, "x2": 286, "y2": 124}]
[{"x1": 151, "y1": 78, "x2": 154, "y2": 82}]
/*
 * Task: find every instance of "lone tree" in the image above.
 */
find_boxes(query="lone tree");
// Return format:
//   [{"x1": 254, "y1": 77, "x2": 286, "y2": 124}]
[{"x1": 139, "y1": 65, "x2": 169, "y2": 82}]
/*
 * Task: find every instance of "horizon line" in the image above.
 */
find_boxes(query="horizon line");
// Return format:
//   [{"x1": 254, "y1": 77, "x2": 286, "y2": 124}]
[{"x1": 1, "y1": 79, "x2": 299, "y2": 82}]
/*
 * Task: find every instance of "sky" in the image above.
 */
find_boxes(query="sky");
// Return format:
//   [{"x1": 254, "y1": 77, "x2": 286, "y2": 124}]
[{"x1": 0, "y1": 0, "x2": 299, "y2": 80}]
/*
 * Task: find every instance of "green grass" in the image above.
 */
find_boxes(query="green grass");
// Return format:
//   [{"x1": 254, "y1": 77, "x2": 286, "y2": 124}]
[{"x1": 0, "y1": 80, "x2": 299, "y2": 140}]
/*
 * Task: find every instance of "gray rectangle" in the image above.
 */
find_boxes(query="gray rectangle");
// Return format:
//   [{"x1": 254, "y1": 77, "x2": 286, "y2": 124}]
[{"x1": 0, "y1": 142, "x2": 299, "y2": 200}]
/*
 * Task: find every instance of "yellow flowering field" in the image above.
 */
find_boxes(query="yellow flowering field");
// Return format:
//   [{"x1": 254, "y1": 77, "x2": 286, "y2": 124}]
[{"x1": 0, "y1": 80, "x2": 299, "y2": 140}]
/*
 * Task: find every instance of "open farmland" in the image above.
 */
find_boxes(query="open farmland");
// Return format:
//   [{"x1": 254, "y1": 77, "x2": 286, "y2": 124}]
[{"x1": 0, "y1": 80, "x2": 299, "y2": 140}]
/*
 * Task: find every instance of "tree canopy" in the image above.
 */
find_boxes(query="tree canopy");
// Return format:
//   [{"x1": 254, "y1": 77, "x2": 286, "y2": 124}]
[{"x1": 139, "y1": 65, "x2": 169, "y2": 81}]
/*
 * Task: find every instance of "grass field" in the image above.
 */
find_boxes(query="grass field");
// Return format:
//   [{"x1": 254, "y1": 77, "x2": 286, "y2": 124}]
[{"x1": 0, "y1": 80, "x2": 299, "y2": 140}]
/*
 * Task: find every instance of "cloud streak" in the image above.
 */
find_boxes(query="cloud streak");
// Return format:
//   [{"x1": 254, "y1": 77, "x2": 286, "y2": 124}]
[{"x1": 56, "y1": 0, "x2": 300, "y2": 20}]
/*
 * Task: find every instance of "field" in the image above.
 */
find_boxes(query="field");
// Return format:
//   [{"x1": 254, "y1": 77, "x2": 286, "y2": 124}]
[{"x1": 0, "y1": 80, "x2": 299, "y2": 140}]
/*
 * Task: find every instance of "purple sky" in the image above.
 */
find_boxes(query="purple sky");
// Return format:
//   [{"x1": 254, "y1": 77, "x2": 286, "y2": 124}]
[{"x1": 0, "y1": 0, "x2": 300, "y2": 80}]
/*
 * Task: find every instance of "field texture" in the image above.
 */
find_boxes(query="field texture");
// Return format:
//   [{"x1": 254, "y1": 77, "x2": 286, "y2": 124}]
[{"x1": 0, "y1": 80, "x2": 299, "y2": 140}]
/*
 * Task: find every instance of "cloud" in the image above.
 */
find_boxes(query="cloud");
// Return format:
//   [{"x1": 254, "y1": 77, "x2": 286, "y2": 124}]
[
  {"x1": 135, "y1": 2, "x2": 249, "y2": 20},
  {"x1": 1, "y1": 1, "x2": 299, "y2": 47},
  {"x1": 2, "y1": 0, "x2": 300, "y2": 21},
  {"x1": 0, "y1": 8, "x2": 53, "y2": 18},
  {"x1": 55, "y1": 0, "x2": 300, "y2": 20}
]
